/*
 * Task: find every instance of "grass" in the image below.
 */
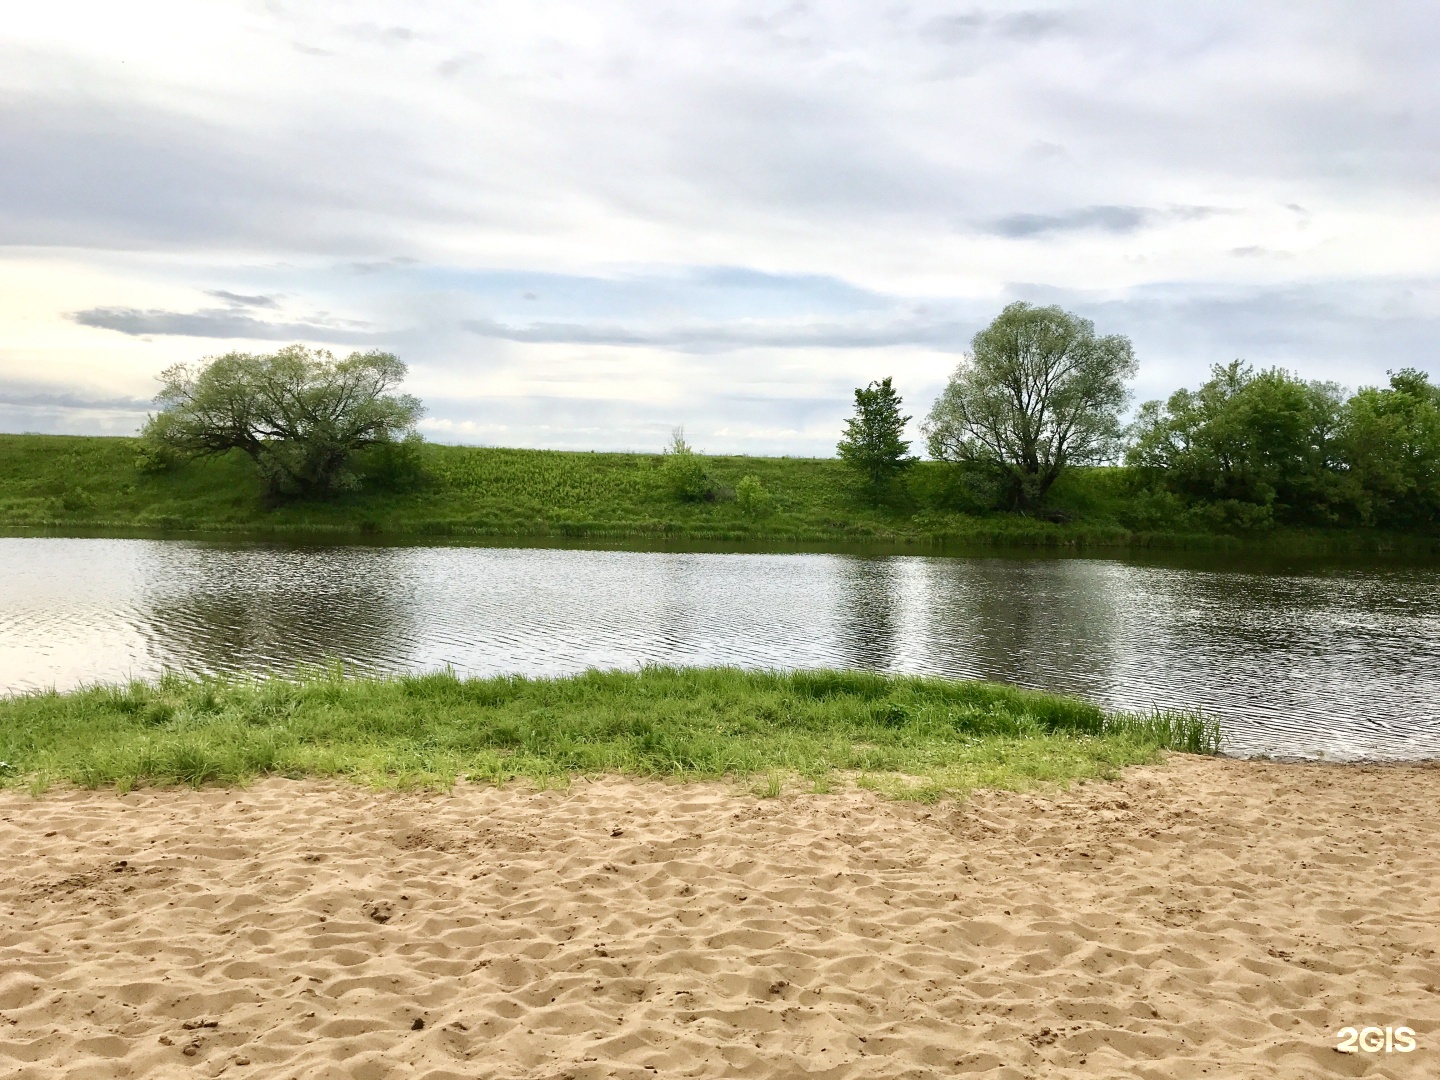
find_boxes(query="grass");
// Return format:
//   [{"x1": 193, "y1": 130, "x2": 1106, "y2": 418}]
[
  {"x1": 5, "y1": 433, "x2": 1436, "y2": 554},
  {"x1": 0, "y1": 666, "x2": 1220, "y2": 799},
  {"x1": 0, "y1": 433, "x2": 1100, "y2": 546}
]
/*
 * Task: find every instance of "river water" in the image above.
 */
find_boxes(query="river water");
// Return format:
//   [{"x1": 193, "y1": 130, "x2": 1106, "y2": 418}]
[{"x1": 2, "y1": 537, "x2": 1437, "y2": 761}]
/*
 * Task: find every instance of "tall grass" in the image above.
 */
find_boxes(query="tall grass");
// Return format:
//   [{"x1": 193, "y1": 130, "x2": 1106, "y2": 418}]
[
  {"x1": 0, "y1": 666, "x2": 1218, "y2": 798},
  {"x1": 1103, "y1": 707, "x2": 1220, "y2": 756}
]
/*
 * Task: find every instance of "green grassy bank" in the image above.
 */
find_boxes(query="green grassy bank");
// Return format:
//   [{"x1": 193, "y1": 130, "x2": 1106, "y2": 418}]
[
  {"x1": 2, "y1": 433, "x2": 1436, "y2": 553},
  {"x1": 0, "y1": 667, "x2": 1218, "y2": 799}
]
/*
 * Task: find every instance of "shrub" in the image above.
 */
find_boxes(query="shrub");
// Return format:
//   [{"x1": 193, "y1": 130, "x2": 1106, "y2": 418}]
[
  {"x1": 59, "y1": 486, "x2": 97, "y2": 514},
  {"x1": 735, "y1": 474, "x2": 773, "y2": 516},
  {"x1": 907, "y1": 460, "x2": 1000, "y2": 513},
  {"x1": 354, "y1": 433, "x2": 428, "y2": 492},
  {"x1": 133, "y1": 435, "x2": 179, "y2": 475},
  {"x1": 660, "y1": 428, "x2": 714, "y2": 502}
]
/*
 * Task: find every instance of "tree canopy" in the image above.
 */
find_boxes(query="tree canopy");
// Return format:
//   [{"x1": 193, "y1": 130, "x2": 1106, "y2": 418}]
[
  {"x1": 1126, "y1": 361, "x2": 1346, "y2": 525},
  {"x1": 923, "y1": 303, "x2": 1135, "y2": 510},
  {"x1": 141, "y1": 345, "x2": 423, "y2": 498},
  {"x1": 1339, "y1": 368, "x2": 1440, "y2": 527},
  {"x1": 1129, "y1": 363, "x2": 1440, "y2": 528}
]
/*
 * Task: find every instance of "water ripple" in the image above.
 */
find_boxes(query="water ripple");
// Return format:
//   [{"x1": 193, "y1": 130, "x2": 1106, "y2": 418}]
[{"x1": 2, "y1": 538, "x2": 1438, "y2": 761}]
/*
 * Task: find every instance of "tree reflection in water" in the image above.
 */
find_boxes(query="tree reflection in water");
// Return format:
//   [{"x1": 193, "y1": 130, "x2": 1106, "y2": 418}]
[
  {"x1": 133, "y1": 543, "x2": 416, "y2": 678},
  {"x1": 916, "y1": 557, "x2": 1124, "y2": 700},
  {"x1": 836, "y1": 557, "x2": 901, "y2": 671}
]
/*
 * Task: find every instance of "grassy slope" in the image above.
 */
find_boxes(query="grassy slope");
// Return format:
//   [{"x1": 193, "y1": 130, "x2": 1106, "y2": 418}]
[
  {"x1": 1, "y1": 433, "x2": 1435, "y2": 552},
  {"x1": 0, "y1": 667, "x2": 1218, "y2": 798}
]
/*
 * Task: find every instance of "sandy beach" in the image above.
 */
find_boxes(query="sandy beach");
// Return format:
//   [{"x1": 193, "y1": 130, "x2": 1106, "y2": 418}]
[{"x1": 1, "y1": 756, "x2": 1436, "y2": 1079}]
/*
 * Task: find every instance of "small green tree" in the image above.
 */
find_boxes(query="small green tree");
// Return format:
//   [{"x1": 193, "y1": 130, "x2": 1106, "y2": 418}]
[
  {"x1": 837, "y1": 377, "x2": 914, "y2": 495},
  {"x1": 140, "y1": 345, "x2": 424, "y2": 498},
  {"x1": 923, "y1": 303, "x2": 1135, "y2": 510}
]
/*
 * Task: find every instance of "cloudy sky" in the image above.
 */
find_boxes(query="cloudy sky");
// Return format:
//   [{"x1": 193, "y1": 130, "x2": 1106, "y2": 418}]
[{"x1": 3, "y1": 1, "x2": 1437, "y2": 453}]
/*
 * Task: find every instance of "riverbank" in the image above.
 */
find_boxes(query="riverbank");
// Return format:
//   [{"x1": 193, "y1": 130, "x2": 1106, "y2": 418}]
[
  {"x1": 2, "y1": 755, "x2": 1434, "y2": 1078},
  {"x1": 4, "y1": 434, "x2": 1436, "y2": 554},
  {"x1": 0, "y1": 668, "x2": 1216, "y2": 796}
]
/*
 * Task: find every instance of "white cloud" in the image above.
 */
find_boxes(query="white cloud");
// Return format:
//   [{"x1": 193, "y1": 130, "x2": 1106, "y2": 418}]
[{"x1": 71, "y1": 306, "x2": 378, "y2": 343}]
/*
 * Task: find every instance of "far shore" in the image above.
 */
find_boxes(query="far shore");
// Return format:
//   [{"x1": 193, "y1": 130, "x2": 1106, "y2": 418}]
[{"x1": 4, "y1": 433, "x2": 1438, "y2": 556}]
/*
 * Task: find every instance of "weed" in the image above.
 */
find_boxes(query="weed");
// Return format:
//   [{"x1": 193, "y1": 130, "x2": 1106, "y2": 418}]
[{"x1": 757, "y1": 771, "x2": 784, "y2": 798}]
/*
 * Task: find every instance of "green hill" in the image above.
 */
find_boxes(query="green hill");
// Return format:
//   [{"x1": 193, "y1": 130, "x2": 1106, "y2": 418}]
[{"x1": 1, "y1": 433, "x2": 1434, "y2": 554}]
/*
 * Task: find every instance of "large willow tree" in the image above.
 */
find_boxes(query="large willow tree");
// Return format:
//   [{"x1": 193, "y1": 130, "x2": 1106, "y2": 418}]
[
  {"x1": 141, "y1": 345, "x2": 424, "y2": 497},
  {"x1": 923, "y1": 303, "x2": 1136, "y2": 510}
]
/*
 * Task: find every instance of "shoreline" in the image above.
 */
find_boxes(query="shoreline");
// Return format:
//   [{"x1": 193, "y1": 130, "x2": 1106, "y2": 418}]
[{"x1": 6, "y1": 525, "x2": 1440, "y2": 572}]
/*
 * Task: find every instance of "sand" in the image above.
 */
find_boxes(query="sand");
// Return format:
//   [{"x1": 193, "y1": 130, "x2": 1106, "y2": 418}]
[{"x1": 1, "y1": 756, "x2": 1437, "y2": 1079}]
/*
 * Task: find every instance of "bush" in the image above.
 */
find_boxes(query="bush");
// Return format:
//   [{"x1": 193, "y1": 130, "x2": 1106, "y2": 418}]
[
  {"x1": 1113, "y1": 485, "x2": 1188, "y2": 531},
  {"x1": 354, "y1": 434, "x2": 428, "y2": 492},
  {"x1": 735, "y1": 474, "x2": 773, "y2": 516},
  {"x1": 133, "y1": 430, "x2": 180, "y2": 474},
  {"x1": 660, "y1": 428, "x2": 714, "y2": 502},
  {"x1": 59, "y1": 486, "x2": 97, "y2": 514},
  {"x1": 907, "y1": 460, "x2": 1001, "y2": 513}
]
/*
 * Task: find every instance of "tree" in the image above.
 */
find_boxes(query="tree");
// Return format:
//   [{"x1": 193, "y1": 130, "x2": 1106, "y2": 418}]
[
  {"x1": 140, "y1": 345, "x2": 424, "y2": 497},
  {"x1": 1339, "y1": 368, "x2": 1440, "y2": 526},
  {"x1": 837, "y1": 377, "x2": 913, "y2": 495},
  {"x1": 1127, "y1": 360, "x2": 1347, "y2": 526},
  {"x1": 922, "y1": 303, "x2": 1135, "y2": 510}
]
